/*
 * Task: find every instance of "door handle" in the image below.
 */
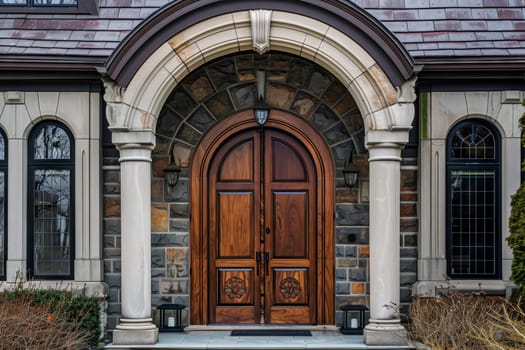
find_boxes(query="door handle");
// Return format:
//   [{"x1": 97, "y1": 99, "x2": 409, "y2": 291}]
[
  {"x1": 264, "y1": 252, "x2": 269, "y2": 276},
  {"x1": 256, "y1": 252, "x2": 261, "y2": 276}
]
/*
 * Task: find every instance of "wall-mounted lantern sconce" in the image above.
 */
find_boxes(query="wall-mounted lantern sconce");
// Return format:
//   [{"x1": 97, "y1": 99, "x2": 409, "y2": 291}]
[
  {"x1": 342, "y1": 153, "x2": 359, "y2": 188},
  {"x1": 164, "y1": 164, "x2": 181, "y2": 192}
]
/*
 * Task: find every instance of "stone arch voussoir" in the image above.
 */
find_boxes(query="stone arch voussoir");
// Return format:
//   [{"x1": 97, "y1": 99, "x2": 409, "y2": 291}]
[{"x1": 116, "y1": 10, "x2": 410, "y2": 136}]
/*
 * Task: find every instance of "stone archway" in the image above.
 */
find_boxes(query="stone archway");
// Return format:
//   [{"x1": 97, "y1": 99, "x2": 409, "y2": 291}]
[
  {"x1": 151, "y1": 51, "x2": 363, "y2": 327},
  {"x1": 104, "y1": 5, "x2": 416, "y2": 346}
]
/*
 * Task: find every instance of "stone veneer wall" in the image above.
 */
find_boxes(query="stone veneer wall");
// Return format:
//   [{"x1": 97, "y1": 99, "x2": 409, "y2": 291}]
[
  {"x1": 103, "y1": 153, "x2": 122, "y2": 330},
  {"x1": 102, "y1": 52, "x2": 419, "y2": 329},
  {"x1": 400, "y1": 168, "x2": 418, "y2": 314}
]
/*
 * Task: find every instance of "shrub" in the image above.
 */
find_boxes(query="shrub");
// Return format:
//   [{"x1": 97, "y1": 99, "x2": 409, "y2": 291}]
[
  {"x1": 0, "y1": 287, "x2": 102, "y2": 349},
  {"x1": 470, "y1": 298, "x2": 525, "y2": 349},
  {"x1": 408, "y1": 292, "x2": 506, "y2": 350}
]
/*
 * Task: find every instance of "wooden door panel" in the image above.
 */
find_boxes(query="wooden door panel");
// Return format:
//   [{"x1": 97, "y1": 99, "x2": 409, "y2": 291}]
[
  {"x1": 218, "y1": 192, "x2": 253, "y2": 259},
  {"x1": 268, "y1": 307, "x2": 311, "y2": 324},
  {"x1": 218, "y1": 140, "x2": 254, "y2": 181},
  {"x1": 273, "y1": 268, "x2": 308, "y2": 305},
  {"x1": 216, "y1": 305, "x2": 258, "y2": 323},
  {"x1": 272, "y1": 140, "x2": 306, "y2": 181},
  {"x1": 218, "y1": 269, "x2": 254, "y2": 305},
  {"x1": 273, "y1": 192, "x2": 307, "y2": 258}
]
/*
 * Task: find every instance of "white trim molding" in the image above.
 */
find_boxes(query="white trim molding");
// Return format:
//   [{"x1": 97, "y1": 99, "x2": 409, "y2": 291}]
[
  {"x1": 415, "y1": 90, "x2": 524, "y2": 297},
  {"x1": 0, "y1": 90, "x2": 103, "y2": 285}
]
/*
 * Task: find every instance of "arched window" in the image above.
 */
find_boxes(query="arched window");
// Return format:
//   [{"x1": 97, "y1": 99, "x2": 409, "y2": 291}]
[
  {"x1": 447, "y1": 119, "x2": 501, "y2": 279},
  {"x1": 28, "y1": 121, "x2": 74, "y2": 279},
  {"x1": 0, "y1": 130, "x2": 6, "y2": 280}
]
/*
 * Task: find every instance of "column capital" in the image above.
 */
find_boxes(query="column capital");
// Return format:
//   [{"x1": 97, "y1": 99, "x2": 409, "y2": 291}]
[
  {"x1": 112, "y1": 131, "x2": 155, "y2": 163},
  {"x1": 366, "y1": 141, "x2": 404, "y2": 162},
  {"x1": 366, "y1": 128, "x2": 410, "y2": 147},
  {"x1": 112, "y1": 130, "x2": 155, "y2": 151}
]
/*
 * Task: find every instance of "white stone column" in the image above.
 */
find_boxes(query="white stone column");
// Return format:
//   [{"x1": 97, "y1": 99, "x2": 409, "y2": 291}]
[
  {"x1": 364, "y1": 142, "x2": 407, "y2": 346},
  {"x1": 112, "y1": 136, "x2": 158, "y2": 345}
]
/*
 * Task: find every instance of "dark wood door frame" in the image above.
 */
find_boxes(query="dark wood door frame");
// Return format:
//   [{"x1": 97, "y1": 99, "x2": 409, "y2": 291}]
[{"x1": 190, "y1": 109, "x2": 335, "y2": 325}]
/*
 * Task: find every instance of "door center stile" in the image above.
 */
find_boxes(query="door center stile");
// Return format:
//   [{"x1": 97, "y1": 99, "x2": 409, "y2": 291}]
[{"x1": 257, "y1": 126, "x2": 266, "y2": 324}]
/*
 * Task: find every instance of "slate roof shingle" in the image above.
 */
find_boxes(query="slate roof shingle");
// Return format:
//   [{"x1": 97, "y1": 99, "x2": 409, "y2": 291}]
[{"x1": 0, "y1": 0, "x2": 524, "y2": 60}]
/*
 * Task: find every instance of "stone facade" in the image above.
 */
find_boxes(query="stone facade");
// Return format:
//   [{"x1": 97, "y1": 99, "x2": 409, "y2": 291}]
[{"x1": 3, "y1": 1, "x2": 522, "y2": 347}]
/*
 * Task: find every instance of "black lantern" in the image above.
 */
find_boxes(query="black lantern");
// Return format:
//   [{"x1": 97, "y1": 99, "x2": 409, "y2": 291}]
[
  {"x1": 164, "y1": 164, "x2": 181, "y2": 192},
  {"x1": 254, "y1": 108, "x2": 269, "y2": 126},
  {"x1": 157, "y1": 303, "x2": 185, "y2": 332},
  {"x1": 340, "y1": 304, "x2": 369, "y2": 335},
  {"x1": 254, "y1": 69, "x2": 269, "y2": 126},
  {"x1": 342, "y1": 153, "x2": 359, "y2": 188}
]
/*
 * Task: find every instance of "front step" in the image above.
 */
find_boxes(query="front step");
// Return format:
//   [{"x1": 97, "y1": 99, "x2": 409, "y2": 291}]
[{"x1": 105, "y1": 330, "x2": 419, "y2": 350}]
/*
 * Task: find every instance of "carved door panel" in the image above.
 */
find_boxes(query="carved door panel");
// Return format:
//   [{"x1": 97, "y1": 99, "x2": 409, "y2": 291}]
[{"x1": 208, "y1": 128, "x2": 316, "y2": 324}]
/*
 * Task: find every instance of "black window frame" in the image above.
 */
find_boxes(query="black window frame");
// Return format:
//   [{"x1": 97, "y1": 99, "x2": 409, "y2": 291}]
[
  {"x1": 28, "y1": 121, "x2": 75, "y2": 280},
  {"x1": 0, "y1": 129, "x2": 6, "y2": 280},
  {"x1": 0, "y1": 0, "x2": 97, "y2": 14},
  {"x1": 446, "y1": 119, "x2": 502, "y2": 280}
]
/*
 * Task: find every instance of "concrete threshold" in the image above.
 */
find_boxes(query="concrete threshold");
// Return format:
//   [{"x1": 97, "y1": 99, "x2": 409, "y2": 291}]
[{"x1": 105, "y1": 329, "x2": 418, "y2": 350}]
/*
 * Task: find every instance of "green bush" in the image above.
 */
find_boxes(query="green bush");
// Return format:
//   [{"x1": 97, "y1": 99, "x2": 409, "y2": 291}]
[
  {"x1": 507, "y1": 108, "x2": 525, "y2": 297},
  {"x1": 0, "y1": 288, "x2": 102, "y2": 348}
]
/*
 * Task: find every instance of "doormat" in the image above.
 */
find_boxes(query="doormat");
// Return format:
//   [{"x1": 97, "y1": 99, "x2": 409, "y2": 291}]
[{"x1": 231, "y1": 329, "x2": 312, "y2": 336}]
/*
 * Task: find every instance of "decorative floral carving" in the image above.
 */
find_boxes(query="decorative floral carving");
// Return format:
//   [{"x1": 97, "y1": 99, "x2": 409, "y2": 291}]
[
  {"x1": 224, "y1": 277, "x2": 247, "y2": 299},
  {"x1": 279, "y1": 277, "x2": 302, "y2": 299}
]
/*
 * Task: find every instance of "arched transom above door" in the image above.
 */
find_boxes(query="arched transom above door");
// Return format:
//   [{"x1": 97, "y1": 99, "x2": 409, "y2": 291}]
[{"x1": 154, "y1": 53, "x2": 365, "y2": 171}]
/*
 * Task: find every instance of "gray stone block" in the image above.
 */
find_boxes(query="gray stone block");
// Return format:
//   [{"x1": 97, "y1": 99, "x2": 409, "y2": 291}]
[
  {"x1": 104, "y1": 219, "x2": 121, "y2": 235},
  {"x1": 336, "y1": 268, "x2": 347, "y2": 281},
  {"x1": 170, "y1": 203, "x2": 190, "y2": 218},
  {"x1": 151, "y1": 248, "x2": 165, "y2": 268},
  {"x1": 169, "y1": 219, "x2": 189, "y2": 232},
  {"x1": 152, "y1": 233, "x2": 189, "y2": 247},
  {"x1": 336, "y1": 282, "x2": 350, "y2": 295},
  {"x1": 335, "y1": 204, "x2": 369, "y2": 226},
  {"x1": 349, "y1": 268, "x2": 366, "y2": 281},
  {"x1": 401, "y1": 259, "x2": 417, "y2": 273}
]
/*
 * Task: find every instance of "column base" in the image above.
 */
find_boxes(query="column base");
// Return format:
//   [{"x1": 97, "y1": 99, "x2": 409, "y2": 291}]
[
  {"x1": 364, "y1": 319, "x2": 407, "y2": 346},
  {"x1": 112, "y1": 318, "x2": 158, "y2": 345}
]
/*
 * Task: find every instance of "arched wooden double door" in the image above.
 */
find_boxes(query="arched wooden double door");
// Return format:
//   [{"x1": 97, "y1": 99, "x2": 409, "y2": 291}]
[
  {"x1": 190, "y1": 110, "x2": 334, "y2": 326},
  {"x1": 209, "y1": 127, "x2": 316, "y2": 324}
]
